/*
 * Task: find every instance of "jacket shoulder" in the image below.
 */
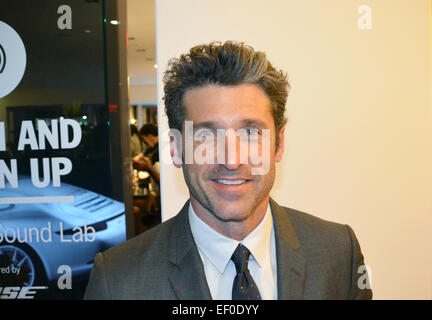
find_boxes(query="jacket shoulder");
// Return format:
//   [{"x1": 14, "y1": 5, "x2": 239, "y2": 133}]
[
  {"x1": 283, "y1": 206, "x2": 350, "y2": 239},
  {"x1": 85, "y1": 214, "x2": 181, "y2": 299},
  {"x1": 101, "y1": 214, "x2": 177, "y2": 265},
  {"x1": 276, "y1": 205, "x2": 354, "y2": 259},
  {"x1": 275, "y1": 205, "x2": 372, "y2": 299}
]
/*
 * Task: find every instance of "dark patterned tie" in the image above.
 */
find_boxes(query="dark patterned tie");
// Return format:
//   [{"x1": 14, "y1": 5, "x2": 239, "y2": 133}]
[{"x1": 231, "y1": 244, "x2": 262, "y2": 300}]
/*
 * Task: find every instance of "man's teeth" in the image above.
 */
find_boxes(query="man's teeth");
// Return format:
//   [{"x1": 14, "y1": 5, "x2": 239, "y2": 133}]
[{"x1": 215, "y1": 179, "x2": 247, "y2": 185}]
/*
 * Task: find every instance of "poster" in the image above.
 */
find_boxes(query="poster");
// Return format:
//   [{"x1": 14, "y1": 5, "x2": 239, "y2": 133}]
[{"x1": 0, "y1": 0, "x2": 127, "y2": 299}]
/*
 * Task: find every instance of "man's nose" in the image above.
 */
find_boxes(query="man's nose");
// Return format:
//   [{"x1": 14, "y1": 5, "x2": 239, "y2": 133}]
[{"x1": 221, "y1": 130, "x2": 245, "y2": 170}]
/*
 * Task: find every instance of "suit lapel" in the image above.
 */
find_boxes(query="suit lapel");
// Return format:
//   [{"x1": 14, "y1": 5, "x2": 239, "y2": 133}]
[
  {"x1": 168, "y1": 201, "x2": 212, "y2": 300},
  {"x1": 270, "y1": 198, "x2": 306, "y2": 299},
  {"x1": 166, "y1": 199, "x2": 305, "y2": 300}
]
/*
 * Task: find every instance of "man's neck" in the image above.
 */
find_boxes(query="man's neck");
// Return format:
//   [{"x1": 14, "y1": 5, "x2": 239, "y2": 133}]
[{"x1": 190, "y1": 196, "x2": 270, "y2": 241}]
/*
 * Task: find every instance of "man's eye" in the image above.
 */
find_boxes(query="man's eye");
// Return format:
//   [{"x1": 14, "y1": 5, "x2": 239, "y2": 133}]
[
  {"x1": 196, "y1": 128, "x2": 214, "y2": 138},
  {"x1": 246, "y1": 128, "x2": 260, "y2": 136}
]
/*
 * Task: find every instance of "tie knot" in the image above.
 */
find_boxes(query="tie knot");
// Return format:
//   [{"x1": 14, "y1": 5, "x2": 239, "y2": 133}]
[{"x1": 231, "y1": 244, "x2": 251, "y2": 273}]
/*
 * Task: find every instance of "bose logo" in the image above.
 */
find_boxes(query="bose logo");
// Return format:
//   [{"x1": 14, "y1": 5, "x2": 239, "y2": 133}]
[
  {"x1": 0, "y1": 286, "x2": 48, "y2": 299},
  {"x1": 0, "y1": 44, "x2": 5, "y2": 73},
  {"x1": 0, "y1": 20, "x2": 26, "y2": 99}
]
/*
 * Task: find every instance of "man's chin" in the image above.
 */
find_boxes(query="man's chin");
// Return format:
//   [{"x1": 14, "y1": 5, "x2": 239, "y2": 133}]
[{"x1": 208, "y1": 203, "x2": 254, "y2": 222}]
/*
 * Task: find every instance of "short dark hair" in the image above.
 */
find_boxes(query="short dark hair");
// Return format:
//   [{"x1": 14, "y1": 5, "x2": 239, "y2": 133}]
[
  {"x1": 163, "y1": 41, "x2": 290, "y2": 141},
  {"x1": 139, "y1": 123, "x2": 158, "y2": 137},
  {"x1": 130, "y1": 124, "x2": 139, "y2": 135}
]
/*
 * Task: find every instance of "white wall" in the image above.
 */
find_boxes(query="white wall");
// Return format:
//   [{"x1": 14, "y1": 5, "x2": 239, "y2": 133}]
[
  {"x1": 155, "y1": 0, "x2": 432, "y2": 299},
  {"x1": 129, "y1": 84, "x2": 157, "y2": 104}
]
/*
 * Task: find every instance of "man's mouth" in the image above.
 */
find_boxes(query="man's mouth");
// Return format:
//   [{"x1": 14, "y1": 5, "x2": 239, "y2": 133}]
[{"x1": 214, "y1": 179, "x2": 248, "y2": 185}]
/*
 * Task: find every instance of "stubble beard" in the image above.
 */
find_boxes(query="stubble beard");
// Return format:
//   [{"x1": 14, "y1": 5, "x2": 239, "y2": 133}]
[{"x1": 184, "y1": 164, "x2": 276, "y2": 225}]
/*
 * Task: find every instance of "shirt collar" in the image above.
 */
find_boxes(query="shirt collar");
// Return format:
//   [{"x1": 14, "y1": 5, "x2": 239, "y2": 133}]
[{"x1": 188, "y1": 203, "x2": 273, "y2": 274}]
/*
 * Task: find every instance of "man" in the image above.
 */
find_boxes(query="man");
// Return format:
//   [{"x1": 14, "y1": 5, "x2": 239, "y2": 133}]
[
  {"x1": 129, "y1": 124, "x2": 146, "y2": 157},
  {"x1": 139, "y1": 123, "x2": 159, "y2": 164},
  {"x1": 84, "y1": 41, "x2": 372, "y2": 300},
  {"x1": 133, "y1": 123, "x2": 160, "y2": 184}
]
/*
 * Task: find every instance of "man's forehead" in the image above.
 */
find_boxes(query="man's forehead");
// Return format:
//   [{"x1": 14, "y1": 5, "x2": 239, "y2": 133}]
[{"x1": 182, "y1": 84, "x2": 273, "y2": 122}]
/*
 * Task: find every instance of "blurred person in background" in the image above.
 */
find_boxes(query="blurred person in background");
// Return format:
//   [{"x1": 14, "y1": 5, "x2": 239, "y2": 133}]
[{"x1": 130, "y1": 124, "x2": 146, "y2": 157}]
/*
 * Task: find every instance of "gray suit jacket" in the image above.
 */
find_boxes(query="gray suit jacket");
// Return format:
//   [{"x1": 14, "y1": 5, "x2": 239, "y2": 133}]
[{"x1": 84, "y1": 199, "x2": 372, "y2": 299}]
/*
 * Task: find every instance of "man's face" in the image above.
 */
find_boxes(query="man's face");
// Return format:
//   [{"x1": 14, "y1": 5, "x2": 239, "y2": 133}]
[
  {"x1": 172, "y1": 84, "x2": 285, "y2": 223},
  {"x1": 142, "y1": 134, "x2": 157, "y2": 148}
]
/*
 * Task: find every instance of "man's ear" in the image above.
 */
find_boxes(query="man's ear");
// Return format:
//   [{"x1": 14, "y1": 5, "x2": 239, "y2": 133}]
[
  {"x1": 275, "y1": 126, "x2": 285, "y2": 163},
  {"x1": 169, "y1": 130, "x2": 183, "y2": 168}
]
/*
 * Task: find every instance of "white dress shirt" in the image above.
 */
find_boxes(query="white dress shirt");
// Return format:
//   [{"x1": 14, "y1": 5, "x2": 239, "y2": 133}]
[{"x1": 188, "y1": 203, "x2": 278, "y2": 300}]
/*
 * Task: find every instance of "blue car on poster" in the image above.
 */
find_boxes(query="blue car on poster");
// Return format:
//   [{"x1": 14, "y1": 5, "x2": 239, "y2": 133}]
[{"x1": 0, "y1": 176, "x2": 126, "y2": 287}]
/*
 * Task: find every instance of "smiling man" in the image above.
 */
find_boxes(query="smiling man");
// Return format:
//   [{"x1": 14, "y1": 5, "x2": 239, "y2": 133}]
[
  {"x1": 84, "y1": 41, "x2": 372, "y2": 300},
  {"x1": 176, "y1": 84, "x2": 280, "y2": 241}
]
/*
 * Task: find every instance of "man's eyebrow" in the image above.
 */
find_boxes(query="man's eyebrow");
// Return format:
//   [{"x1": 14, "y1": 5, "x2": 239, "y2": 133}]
[
  {"x1": 239, "y1": 119, "x2": 269, "y2": 128},
  {"x1": 193, "y1": 121, "x2": 220, "y2": 130},
  {"x1": 192, "y1": 119, "x2": 270, "y2": 130}
]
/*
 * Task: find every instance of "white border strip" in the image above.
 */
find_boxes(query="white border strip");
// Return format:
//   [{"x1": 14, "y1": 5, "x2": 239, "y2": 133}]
[{"x1": 0, "y1": 196, "x2": 75, "y2": 204}]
